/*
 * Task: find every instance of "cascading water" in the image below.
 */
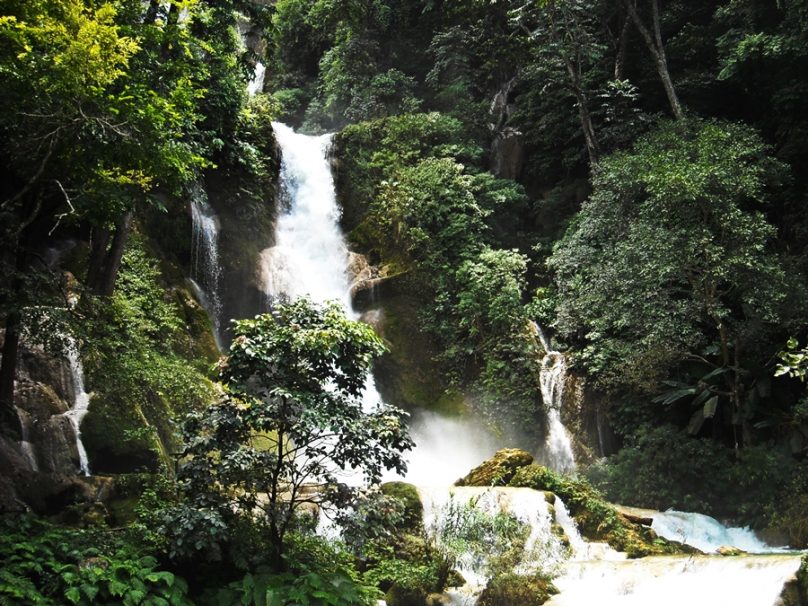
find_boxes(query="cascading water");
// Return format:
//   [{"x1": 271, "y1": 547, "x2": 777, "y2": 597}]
[
  {"x1": 62, "y1": 337, "x2": 91, "y2": 476},
  {"x1": 420, "y1": 486, "x2": 571, "y2": 606},
  {"x1": 190, "y1": 184, "x2": 223, "y2": 348},
  {"x1": 15, "y1": 406, "x2": 38, "y2": 471},
  {"x1": 531, "y1": 321, "x2": 576, "y2": 473},
  {"x1": 259, "y1": 123, "x2": 386, "y2": 421},
  {"x1": 260, "y1": 123, "x2": 352, "y2": 310},
  {"x1": 248, "y1": 61, "x2": 265, "y2": 96},
  {"x1": 650, "y1": 510, "x2": 789, "y2": 554}
]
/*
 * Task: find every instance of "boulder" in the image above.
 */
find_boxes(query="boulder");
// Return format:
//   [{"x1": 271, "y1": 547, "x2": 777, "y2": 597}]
[
  {"x1": 717, "y1": 545, "x2": 746, "y2": 556},
  {"x1": 478, "y1": 573, "x2": 556, "y2": 606},
  {"x1": 381, "y1": 482, "x2": 423, "y2": 531},
  {"x1": 456, "y1": 449, "x2": 534, "y2": 487}
]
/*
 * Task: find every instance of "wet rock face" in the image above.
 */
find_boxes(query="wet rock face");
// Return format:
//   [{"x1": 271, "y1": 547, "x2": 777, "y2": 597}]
[
  {"x1": 7, "y1": 342, "x2": 82, "y2": 476},
  {"x1": 456, "y1": 449, "x2": 535, "y2": 487}
]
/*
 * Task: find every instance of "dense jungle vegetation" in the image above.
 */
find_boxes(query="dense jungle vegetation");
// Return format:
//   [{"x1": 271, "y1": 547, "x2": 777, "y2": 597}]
[{"x1": 2, "y1": 0, "x2": 808, "y2": 604}]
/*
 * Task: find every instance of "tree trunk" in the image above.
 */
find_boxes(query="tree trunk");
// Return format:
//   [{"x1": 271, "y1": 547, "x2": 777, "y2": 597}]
[
  {"x1": 621, "y1": 0, "x2": 684, "y2": 119},
  {"x1": 0, "y1": 310, "x2": 22, "y2": 439},
  {"x1": 96, "y1": 211, "x2": 133, "y2": 297},
  {"x1": 0, "y1": 236, "x2": 28, "y2": 438},
  {"x1": 615, "y1": 12, "x2": 631, "y2": 80}
]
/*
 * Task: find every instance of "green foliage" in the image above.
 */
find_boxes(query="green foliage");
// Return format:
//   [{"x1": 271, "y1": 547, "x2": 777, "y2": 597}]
[
  {"x1": 549, "y1": 118, "x2": 798, "y2": 447},
  {"x1": 81, "y1": 234, "x2": 216, "y2": 473},
  {"x1": 586, "y1": 425, "x2": 797, "y2": 524},
  {"x1": 0, "y1": 516, "x2": 192, "y2": 606},
  {"x1": 173, "y1": 298, "x2": 412, "y2": 569},
  {"x1": 776, "y1": 338, "x2": 808, "y2": 382},
  {"x1": 210, "y1": 566, "x2": 377, "y2": 606}
]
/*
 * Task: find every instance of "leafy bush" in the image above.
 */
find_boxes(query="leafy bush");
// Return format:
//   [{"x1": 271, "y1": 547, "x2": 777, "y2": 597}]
[
  {"x1": 0, "y1": 516, "x2": 192, "y2": 606},
  {"x1": 586, "y1": 424, "x2": 797, "y2": 524}
]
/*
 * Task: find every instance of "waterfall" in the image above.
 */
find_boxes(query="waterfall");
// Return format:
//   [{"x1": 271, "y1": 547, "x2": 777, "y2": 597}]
[
  {"x1": 530, "y1": 321, "x2": 576, "y2": 473},
  {"x1": 260, "y1": 123, "x2": 352, "y2": 311},
  {"x1": 62, "y1": 337, "x2": 91, "y2": 476},
  {"x1": 419, "y1": 484, "x2": 800, "y2": 606},
  {"x1": 190, "y1": 184, "x2": 223, "y2": 348},
  {"x1": 260, "y1": 123, "x2": 385, "y2": 417},
  {"x1": 420, "y1": 486, "x2": 570, "y2": 606},
  {"x1": 248, "y1": 61, "x2": 265, "y2": 96},
  {"x1": 15, "y1": 406, "x2": 38, "y2": 471}
]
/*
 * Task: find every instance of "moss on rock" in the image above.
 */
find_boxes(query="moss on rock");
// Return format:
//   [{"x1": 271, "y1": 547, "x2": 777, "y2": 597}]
[
  {"x1": 456, "y1": 449, "x2": 534, "y2": 487},
  {"x1": 478, "y1": 573, "x2": 557, "y2": 606},
  {"x1": 382, "y1": 482, "x2": 424, "y2": 532}
]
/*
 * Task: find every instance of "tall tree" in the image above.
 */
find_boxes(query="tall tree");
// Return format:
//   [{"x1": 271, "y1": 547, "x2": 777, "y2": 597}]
[
  {"x1": 550, "y1": 119, "x2": 792, "y2": 447},
  {"x1": 620, "y1": 0, "x2": 684, "y2": 119}
]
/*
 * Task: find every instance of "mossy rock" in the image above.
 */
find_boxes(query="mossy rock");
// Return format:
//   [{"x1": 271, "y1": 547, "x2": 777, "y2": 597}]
[
  {"x1": 382, "y1": 482, "x2": 424, "y2": 531},
  {"x1": 456, "y1": 449, "x2": 534, "y2": 487},
  {"x1": 508, "y1": 464, "x2": 692, "y2": 558},
  {"x1": 385, "y1": 584, "x2": 427, "y2": 606},
  {"x1": 173, "y1": 285, "x2": 220, "y2": 362},
  {"x1": 369, "y1": 290, "x2": 464, "y2": 415},
  {"x1": 478, "y1": 573, "x2": 557, "y2": 606},
  {"x1": 81, "y1": 393, "x2": 162, "y2": 474}
]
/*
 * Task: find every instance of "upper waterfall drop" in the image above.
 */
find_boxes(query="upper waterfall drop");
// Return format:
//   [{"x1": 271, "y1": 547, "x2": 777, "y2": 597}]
[
  {"x1": 260, "y1": 123, "x2": 352, "y2": 312},
  {"x1": 530, "y1": 321, "x2": 577, "y2": 474}
]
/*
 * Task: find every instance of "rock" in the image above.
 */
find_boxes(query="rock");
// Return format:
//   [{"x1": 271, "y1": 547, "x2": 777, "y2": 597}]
[
  {"x1": 490, "y1": 127, "x2": 524, "y2": 180},
  {"x1": 445, "y1": 570, "x2": 466, "y2": 588},
  {"x1": 456, "y1": 449, "x2": 534, "y2": 487},
  {"x1": 478, "y1": 573, "x2": 556, "y2": 606},
  {"x1": 717, "y1": 545, "x2": 746, "y2": 556},
  {"x1": 385, "y1": 585, "x2": 427, "y2": 606},
  {"x1": 381, "y1": 482, "x2": 423, "y2": 531},
  {"x1": 8, "y1": 470, "x2": 113, "y2": 516},
  {"x1": 426, "y1": 594, "x2": 451, "y2": 606},
  {"x1": 614, "y1": 504, "x2": 656, "y2": 526}
]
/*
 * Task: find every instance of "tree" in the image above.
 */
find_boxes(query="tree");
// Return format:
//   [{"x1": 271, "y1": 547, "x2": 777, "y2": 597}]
[
  {"x1": 550, "y1": 119, "x2": 791, "y2": 447},
  {"x1": 511, "y1": 0, "x2": 606, "y2": 165},
  {"x1": 176, "y1": 298, "x2": 413, "y2": 570},
  {"x1": 619, "y1": 0, "x2": 684, "y2": 119}
]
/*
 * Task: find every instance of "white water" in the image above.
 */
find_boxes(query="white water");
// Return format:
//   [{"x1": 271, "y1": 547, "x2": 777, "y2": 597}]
[
  {"x1": 63, "y1": 338, "x2": 91, "y2": 476},
  {"x1": 420, "y1": 486, "x2": 570, "y2": 606},
  {"x1": 15, "y1": 406, "x2": 38, "y2": 471},
  {"x1": 651, "y1": 510, "x2": 789, "y2": 554},
  {"x1": 248, "y1": 61, "x2": 266, "y2": 96},
  {"x1": 546, "y1": 555, "x2": 802, "y2": 606},
  {"x1": 398, "y1": 412, "x2": 500, "y2": 486},
  {"x1": 531, "y1": 321, "x2": 576, "y2": 473},
  {"x1": 260, "y1": 123, "x2": 353, "y2": 311},
  {"x1": 190, "y1": 185, "x2": 223, "y2": 346}
]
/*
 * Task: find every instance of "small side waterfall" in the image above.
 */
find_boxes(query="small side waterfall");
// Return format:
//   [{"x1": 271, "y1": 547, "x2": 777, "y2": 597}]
[
  {"x1": 15, "y1": 406, "x2": 38, "y2": 471},
  {"x1": 531, "y1": 321, "x2": 576, "y2": 473},
  {"x1": 62, "y1": 338, "x2": 91, "y2": 476},
  {"x1": 190, "y1": 184, "x2": 223, "y2": 347},
  {"x1": 248, "y1": 61, "x2": 265, "y2": 96}
]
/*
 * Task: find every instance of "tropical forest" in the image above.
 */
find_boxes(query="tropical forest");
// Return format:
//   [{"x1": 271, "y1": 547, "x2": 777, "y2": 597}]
[{"x1": 2, "y1": 0, "x2": 808, "y2": 604}]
